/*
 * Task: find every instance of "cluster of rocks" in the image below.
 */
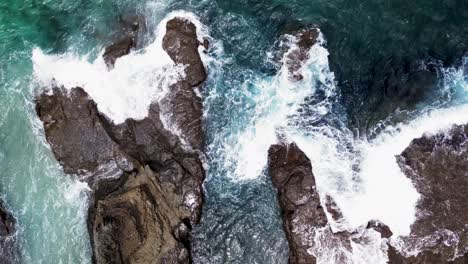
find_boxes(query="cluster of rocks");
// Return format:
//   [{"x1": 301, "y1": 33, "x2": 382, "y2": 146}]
[
  {"x1": 267, "y1": 123, "x2": 468, "y2": 264},
  {"x1": 35, "y1": 16, "x2": 208, "y2": 264},
  {"x1": 266, "y1": 28, "x2": 468, "y2": 264}
]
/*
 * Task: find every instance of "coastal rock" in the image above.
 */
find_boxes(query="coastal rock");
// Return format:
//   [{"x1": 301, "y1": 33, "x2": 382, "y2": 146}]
[
  {"x1": 89, "y1": 166, "x2": 193, "y2": 264},
  {"x1": 35, "y1": 86, "x2": 133, "y2": 184},
  {"x1": 103, "y1": 15, "x2": 143, "y2": 67},
  {"x1": 0, "y1": 200, "x2": 17, "y2": 264},
  {"x1": 389, "y1": 123, "x2": 468, "y2": 263},
  {"x1": 160, "y1": 81, "x2": 204, "y2": 150},
  {"x1": 283, "y1": 28, "x2": 319, "y2": 82},
  {"x1": 103, "y1": 36, "x2": 135, "y2": 67},
  {"x1": 36, "y1": 16, "x2": 208, "y2": 264},
  {"x1": 162, "y1": 17, "x2": 207, "y2": 87},
  {"x1": 366, "y1": 220, "x2": 393, "y2": 239},
  {"x1": 268, "y1": 142, "x2": 328, "y2": 264}
]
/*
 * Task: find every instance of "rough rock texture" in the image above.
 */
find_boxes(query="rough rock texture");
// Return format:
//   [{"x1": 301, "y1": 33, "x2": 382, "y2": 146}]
[
  {"x1": 160, "y1": 81, "x2": 204, "y2": 150},
  {"x1": 283, "y1": 28, "x2": 319, "y2": 81},
  {"x1": 36, "y1": 17, "x2": 208, "y2": 264},
  {"x1": 103, "y1": 37, "x2": 135, "y2": 67},
  {"x1": 268, "y1": 142, "x2": 328, "y2": 264},
  {"x1": 389, "y1": 123, "x2": 468, "y2": 263},
  {"x1": 103, "y1": 15, "x2": 144, "y2": 67},
  {"x1": 35, "y1": 87, "x2": 133, "y2": 185},
  {"x1": 162, "y1": 17, "x2": 207, "y2": 87},
  {"x1": 89, "y1": 166, "x2": 194, "y2": 264},
  {"x1": 366, "y1": 220, "x2": 393, "y2": 239},
  {"x1": 0, "y1": 200, "x2": 17, "y2": 264}
]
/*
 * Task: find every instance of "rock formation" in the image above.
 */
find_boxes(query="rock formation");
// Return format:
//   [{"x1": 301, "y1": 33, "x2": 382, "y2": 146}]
[
  {"x1": 267, "y1": 142, "x2": 328, "y2": 264},
  {"x1": 0, "y1": 200, "x2": 17, "y2": 264},
  {"x1": 388, "y1": 123, "x2": 468, "y2": 263},
  {"x1": 103, "y1": 15, "x2": 144, "y2": 67},
  {"x1": 35, "y1": 16, "x2": 208, "y2": 264}
]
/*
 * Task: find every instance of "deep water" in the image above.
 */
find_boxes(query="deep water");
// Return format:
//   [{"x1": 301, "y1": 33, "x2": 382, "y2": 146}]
[{"x1": 0, "y1": 0, "x2": 467, "y2": 263}]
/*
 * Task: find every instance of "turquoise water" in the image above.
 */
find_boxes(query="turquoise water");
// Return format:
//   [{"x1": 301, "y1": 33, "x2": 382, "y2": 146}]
[{"x1": 0, "y1": 0, "x2": 467, "y2": 263}]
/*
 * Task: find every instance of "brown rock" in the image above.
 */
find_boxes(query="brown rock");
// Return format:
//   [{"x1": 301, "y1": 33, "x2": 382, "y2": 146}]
[
  {"x1": 284, "y1": 28, "x2": 319, "y2": 82},
  {"x1": 89, "y1": 166, "x2": 192, "y2": 264},
  {"x1": 0, "y1": 200, "x2": 17, "y2": 264},
  {"x1": 163, "y1": 17, "x2": 207, "y2": 87},
  {"x1": 391, "y1": 123, "x2": 468, "y2": 263},
  {"x1": 35, "y1": 86, "x2": 134, "y2": 185},
  {"x1": 268, "y1": 142, "x2": 327, "y2": 264},
  {"x1": 366, "y1": 220, "x2": 393, "y2": 239},
  {"x1": 103, "y1": 37, "x2": 135, "y2": 68}
]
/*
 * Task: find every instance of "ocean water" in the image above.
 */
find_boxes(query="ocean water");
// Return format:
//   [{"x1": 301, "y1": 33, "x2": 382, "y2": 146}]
[{"x1": 0, "y1": 0, "x2": 467, "y2": 263}]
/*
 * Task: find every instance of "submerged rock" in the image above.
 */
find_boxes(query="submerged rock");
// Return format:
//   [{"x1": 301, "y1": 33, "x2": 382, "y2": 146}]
[
  {"x1": 163, "y1": 17, "x2": 207, "y2": 87},
  {"x1": 268, "y1": 142, "x2": 327, "y2": 264},
  {"x1": 389, "y1": 123, "x2": 468, "y2": 263},
  {"x1": 0, "y1": 200, "x2": 17, "y2": 264}
]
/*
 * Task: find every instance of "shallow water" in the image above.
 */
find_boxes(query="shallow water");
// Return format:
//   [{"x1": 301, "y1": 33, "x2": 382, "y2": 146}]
[{"x1": 1, "y1": 0, "x2": 467, "y2": 263}]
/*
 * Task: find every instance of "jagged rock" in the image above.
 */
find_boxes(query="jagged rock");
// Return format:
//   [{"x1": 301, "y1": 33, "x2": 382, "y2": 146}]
[
  {"x1": 283, "y1": 28, "x2": 319, "y2": 81},
  {"x1": 103, "y1": 37, "x2": 135, "y2": 67},
  {"x1": 35, "y1": 87, "x2": 134, "y2": 185},
  {"x1": 160, "y1": 81, "x2": 204, "y2": 150},
  {"x1": 36, "y1": 15, "x2": 208, "y2": 264},
  {"x1": 0, "y1": 200, "x2": 17, "y2": 264},
  {"x1": 390, "y1": 123, "x2": 468, "y2": 263},
  {"x1": 268, "y1": 142, "x2": 327, "y2": 264},
  {"x1": 162, "y1": 17, "x2": 207, "y2": 87},
  {"x1": 366, "y1": 220, "x2": 393, "y2": 239},
  {"x1": 103, "y1": 15, "x2": 144, "y2": 67},
  {"x1": 97, "y1": 102, "x2": 205, "y2": 223},
  {"x1": 324, "y1": 194, "x2": 344, "y2": 222},
  {"x1": 89, "y1": 165, "x2": 193, "y2": 264}
]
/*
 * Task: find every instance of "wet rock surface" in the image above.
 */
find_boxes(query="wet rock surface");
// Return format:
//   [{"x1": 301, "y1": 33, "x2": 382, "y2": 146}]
[
  {"x1": 268, "y1": 142, "x2": 327, "y2": 264},
  {"x1": 36, "y1": 17, "x2": 208, "y2": 264},
  {"x1": 389, "y1": 123, "x2": 468, "y2": 263},
  {"x1": 162, "y1": 17, "x2": 207, "y2": 87},
  {"x1": 103, "y1": 15, "x2": 144, "y2": 67},
  {"x1": 0, "y1": 200, "x2": 17, "y2": 264},
  {"x1": 275, "y1": 28, "x2": 320, "y2": 82},
  {"x1": 35, "y1": 87, "x2": 133, "y2": 185}
]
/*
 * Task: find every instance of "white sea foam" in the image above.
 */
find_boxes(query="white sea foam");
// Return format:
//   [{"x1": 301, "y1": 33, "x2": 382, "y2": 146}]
[
  {"x1": 32, "y1": 11, "x2": 209, "y2": 125},
  {"x1": 231, "y1": 31, "x2": 335, "y2": 180}
]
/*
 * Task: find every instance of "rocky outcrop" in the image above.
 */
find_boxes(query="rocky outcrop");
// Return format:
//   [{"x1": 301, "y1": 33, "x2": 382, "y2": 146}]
[
  {"x1": 389, "y1": 123, "x2": 468, "y2": 263},
  {"x1": 0, "y1": 200, "x2": 17, "y2": 264},
  {"x1": 103, "y1": 16, "x2": 144, "y2": 67},
  {"x1": 36, "y1": 16, "x2": 208, "y2": 264},
  {"x1": 275, "y1": 28, "x2": 320, "y2": 82},
  {"x1": 35, "y1": 87, "x2": 133, "y2": 185},
  {"x1": 162, "y1": 17, "x2": 207, "y2": 87},
  {"x1": 268, "y1": 142, "x2": 328, "y2": 264},
  {"x1": 161, "y1": 17, "x2": 208, "y2": 150}
]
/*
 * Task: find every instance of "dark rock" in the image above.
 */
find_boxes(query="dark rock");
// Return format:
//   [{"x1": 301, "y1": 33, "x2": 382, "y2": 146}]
[
  {"x1": 103, "y1": 15, "x2": 145, "y2": 68},
  {"x1": 283, "y1": 28, "x2": 319, "y2": 82},
  {"x1": 103, "y1": 37, "x2": 135, "y2": 68},
  {"x1": 366, "y1": 220, "x2": 393, "y2": 239},
  {"x1": 163, "y1": 17, "x2": 207, "y2": 87},
  {"x1": 97, "y1": 102, "x2": 205, "y2": 224},
  {"x1": 0, "y1": 200, "x2": 17, "y2": 264},
  {"x1": 89, "y1": 165, "x2": 193, "y2": 264},
  {"x1": 160, "y1": 81, "x2": 204, "y2": 150},
  {"x1": 387, "y1": 245, "x2": 468, "y2": 264},
  {"x1": 324, "y1": 195, "x2": 344, "y2": 222},
  {"x1": 35, "y1": 87, "x2": 134, "y2": 185},
  {"x1": 268, "y1": 142, "x2": 328, "y2": 264},
  {"x1": 390, "y1": 123, "x2": 468, "y2": 263}
]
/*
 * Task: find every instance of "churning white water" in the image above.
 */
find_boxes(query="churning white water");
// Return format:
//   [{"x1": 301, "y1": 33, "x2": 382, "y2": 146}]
[{"x1": 31, "y1": 11, "x2": 210, "y2": 125}]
